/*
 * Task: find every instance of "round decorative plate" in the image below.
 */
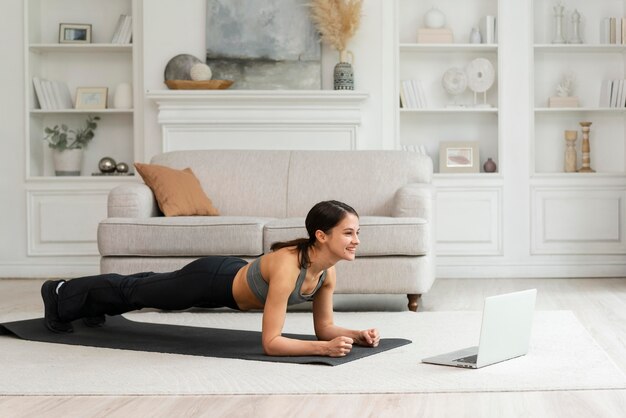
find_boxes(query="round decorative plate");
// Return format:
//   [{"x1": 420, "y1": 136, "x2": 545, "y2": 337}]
[
  {"x1": 466, "y1": 58, "x2": 495, "y2": 93},
  {"x1": 442, "y1": 67, "x2": 467, "y2": 96}
]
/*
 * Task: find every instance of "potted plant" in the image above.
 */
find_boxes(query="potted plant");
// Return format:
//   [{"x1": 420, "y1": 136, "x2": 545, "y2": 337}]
[{"x1": 43, "y1": 115, "x2": 100, "y2": 176}]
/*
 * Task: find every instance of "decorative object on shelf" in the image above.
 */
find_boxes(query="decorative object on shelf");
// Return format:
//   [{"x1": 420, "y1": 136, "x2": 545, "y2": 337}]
[
  {"x1": 439, "y1": 141, "x2": 480, "y2": 173},
  {"x1": 190, "y1": 63, "x2": 212, "y2": 81},
  {"x1": 417, "y1": 28, "x2": 454, "y2": 43},
  {"x1": 479, "y1": 15, "x2": 496, "y2": 44},
  {"x1": 569, "y1": 9, "x2": 583, "y2": 44},
  {"x1": 43, "y1": 116, "x2": 100, "y2": 176},
  {"x1": 75, "y1": 87, "x2": 108, "y2": 110},
  {"x1": 469, "y1": 26, "x2": 482, "y2": 44},
  {"x1": 483, "y1": 157, "x2": 497, "y2": 173},
  {"x1": 115, "y1": 162, "x2": 129, "y2": 173},
  {"x1": 578, "y1": 121, "x2": 595, "y2": 173},
  {"x1": 564, "y1": 130, "x2": 578, "y2": 172},
  {"x1": 98, "y1": 157, "x2": 117, "y2": 174},
  {"x1": 207, "y1": 0, "x2": 321, "y2": 89},
  {"x1": 309, "y1": 0, "x2": 363, "y2": 90},
  {"x1": 110, "y1": 14, "x2": 132, "y2": 45},
  {"x1": 164, "y1": 80, "x2": 234, "y2": 90},
  {"x1": 164, "y1": 54, "x2": 203, "y2": 81},
  {"x1": 424, "y1": 7, "x2": 446, "y2": 29},
  {"x1": 58, "y1": 23, "x2": 92, "y2": 44},
  {"x1": 466, "y1": 58, "x2": 495, "y2": 108},
  {"x1": 549, "y1": 73, "x2": 579, "y2": 107},
  {"x1": 113, "y1": 83, "x2": 132, "y2": 109},
  {"x1": 442, "y1": 67, "x2": 467, "y2": 108},
  {"x1": 552, "y1": 1, "x2": 566, "y2": 44}
]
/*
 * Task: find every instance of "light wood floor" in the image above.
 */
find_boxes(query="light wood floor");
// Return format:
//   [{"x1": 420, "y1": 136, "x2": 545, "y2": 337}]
[{"x1": 1, "y1": 277, "x2": 625, "y2": 418}]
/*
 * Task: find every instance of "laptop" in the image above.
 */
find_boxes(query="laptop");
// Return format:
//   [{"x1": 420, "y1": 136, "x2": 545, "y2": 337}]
[{"x1": 422, "y1": 289, "x2": 537, "y2": 369}]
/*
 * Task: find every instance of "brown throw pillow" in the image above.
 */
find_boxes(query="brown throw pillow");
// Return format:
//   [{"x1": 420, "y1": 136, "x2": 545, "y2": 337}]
[{"x1": 134, "y1": 162, "x2": 219, "y2": 217}]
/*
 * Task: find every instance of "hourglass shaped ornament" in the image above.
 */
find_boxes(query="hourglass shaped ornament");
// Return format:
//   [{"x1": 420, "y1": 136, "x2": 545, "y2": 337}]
[
  {"x1": 564, "y1": 130, "x2": 578, "y2": 172},
  {"x1": 442, "y1": 67, "x2": 467, "y2": 108},
  {"x1": 552, "y1": 1, "x2": 566, "y2": 44},
  {"x1": 578, "y1": 121, "x2": 595, "y2": 172},
  {"x1": 466, "y1": 58, "x2": 495, "y2": 108},
  {"x1": 569, "y1": 9, "x2": 583, "y2": 44}
]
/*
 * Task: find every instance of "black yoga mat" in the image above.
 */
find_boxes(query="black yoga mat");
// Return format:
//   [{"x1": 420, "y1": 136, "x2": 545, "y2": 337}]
[{"x1": 0, "y1": 316, "x2": 411, "y2": 366}]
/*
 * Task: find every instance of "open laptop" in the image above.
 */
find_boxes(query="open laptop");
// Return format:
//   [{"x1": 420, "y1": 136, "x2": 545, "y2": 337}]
[{"x1": 422, "y1": 289, "x2": 537, "y2": 369}]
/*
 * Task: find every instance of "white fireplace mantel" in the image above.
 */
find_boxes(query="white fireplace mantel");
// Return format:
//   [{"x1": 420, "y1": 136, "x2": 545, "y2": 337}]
[{"x1": 146, "y1": 90, "x2": 369, "y2": 152}]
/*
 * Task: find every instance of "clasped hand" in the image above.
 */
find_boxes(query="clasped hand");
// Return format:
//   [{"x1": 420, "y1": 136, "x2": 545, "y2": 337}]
[{"x1": 327, "y1": 328, "x2": 380, "y2": 357}]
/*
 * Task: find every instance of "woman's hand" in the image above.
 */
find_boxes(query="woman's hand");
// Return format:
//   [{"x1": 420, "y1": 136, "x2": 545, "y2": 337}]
[
  {"x1": 326, "y1": 336, "x2": 353, "y2": 357},
  {"x1": 353, "y1": 328, "x2": 380, "y2": 347}
]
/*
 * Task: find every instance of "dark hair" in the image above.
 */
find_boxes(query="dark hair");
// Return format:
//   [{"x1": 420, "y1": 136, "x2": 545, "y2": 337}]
[{"x1": 270, "y1": 200, "x2": 359, "y2": 268}]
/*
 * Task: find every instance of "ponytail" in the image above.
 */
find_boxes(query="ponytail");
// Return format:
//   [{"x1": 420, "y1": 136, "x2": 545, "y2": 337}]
[{"x1": 270, "y1": 237, "x2": 315, "y2": 268}]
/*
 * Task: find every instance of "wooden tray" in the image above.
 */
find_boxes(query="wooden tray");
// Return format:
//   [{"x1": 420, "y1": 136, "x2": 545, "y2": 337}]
[{"x1": 165, "y1": 79, "x2": 234, "y2": 90}]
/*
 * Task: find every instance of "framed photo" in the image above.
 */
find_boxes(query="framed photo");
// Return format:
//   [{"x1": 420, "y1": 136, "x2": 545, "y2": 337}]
[
  {"x1": 59, "y1": 23, "x2": 92, "y2": 43},
  {"x1": 439, "y1": 141, "x2": 480, "y2": 173},
  {"x1": 75, "y1": 87, "x2": 108, "y2": 110}
]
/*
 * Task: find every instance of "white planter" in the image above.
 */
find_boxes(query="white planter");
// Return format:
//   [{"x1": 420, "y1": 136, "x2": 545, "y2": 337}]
[{"x1": 52, "y1": 149, "x2": 84, "y2": 176}]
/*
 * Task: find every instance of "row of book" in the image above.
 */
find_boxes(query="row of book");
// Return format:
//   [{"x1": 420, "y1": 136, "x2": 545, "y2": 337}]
[
  {"x1": 400, "y1": 80, "x2": 428, "y2": 109},
  {"x1": 110, "y1": 14, "x2": 132, "y2": 44},
  {"x1": 600, "y1": 17, "x2": 626, "y2": 44},
  {"x1": 32, "y1": 77, "x2": 73, "y2": 110},
  {"x1": 599, "y1": 79, "x2": 626, "y2": 108}
]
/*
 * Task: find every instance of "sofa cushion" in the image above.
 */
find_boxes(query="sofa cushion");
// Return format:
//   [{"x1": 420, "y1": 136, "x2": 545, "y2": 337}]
[
  {"x1": 99, "y1": 216, "x2": 274, "y2": 257},
  {"x1": 263, "y1": 216, "x2": 429, "y2": 256},
  {"x1": 134, "y1": 162, "x2": 219, "y2": 217}
]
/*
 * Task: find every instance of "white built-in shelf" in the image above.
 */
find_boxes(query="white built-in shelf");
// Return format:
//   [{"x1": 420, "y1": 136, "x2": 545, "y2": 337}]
[
  {"x1": 535, "y1": 107, "x2": 626, "y2": 113},
  {"x1": 534, "y1": 44, "x2": 626, "y2": 53},
  {"x1": 30, "y1": 109, "x2": 134, "y2": 115},
  {"x1": 27, "y1": 175, "x2": 138, "y2": 183},
  {"x1": 434, "y1": 173, "x2": 504, "y2": 184},
  {"x1": 400, "y1": 107, "x2": 498, "y2": 114},
  {"x1": 400, "y1": 43, "x2": 498, "y2": 53},
  {"x1": 29, "y1": 44, "x2": 132, "y2": 53}
]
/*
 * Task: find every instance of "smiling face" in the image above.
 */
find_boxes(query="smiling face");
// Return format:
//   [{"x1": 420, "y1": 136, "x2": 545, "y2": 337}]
[{"x1": 319, "y1": 213, "x2": 360, "y2": 261}]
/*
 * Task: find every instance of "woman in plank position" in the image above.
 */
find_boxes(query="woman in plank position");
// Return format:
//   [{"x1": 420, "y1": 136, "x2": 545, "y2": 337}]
[{"x1": 41, "y1": 200, "x2": 380, "y2": 357}]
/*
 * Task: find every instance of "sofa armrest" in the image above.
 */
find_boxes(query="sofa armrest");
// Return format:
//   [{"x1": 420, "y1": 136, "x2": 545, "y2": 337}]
[
  {"x1": 107, "y1": 183, "x2": 160, "y2": 218},
  {"x1": 392, "y1": 183, "x2": 435, "y2": 221}
]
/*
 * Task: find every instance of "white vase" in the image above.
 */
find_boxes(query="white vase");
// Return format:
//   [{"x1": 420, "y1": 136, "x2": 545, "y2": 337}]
[
  {"x1": 113, "y1": 83, "x2": 133, "y2": 109},
  {"x1": 52, "y1": 149, "x2": 83, "y2": 176}
]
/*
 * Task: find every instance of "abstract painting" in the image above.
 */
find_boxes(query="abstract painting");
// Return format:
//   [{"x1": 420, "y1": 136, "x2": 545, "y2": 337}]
[{"x1": 205, "y1": 0, "x2": 321, "y2": 89}]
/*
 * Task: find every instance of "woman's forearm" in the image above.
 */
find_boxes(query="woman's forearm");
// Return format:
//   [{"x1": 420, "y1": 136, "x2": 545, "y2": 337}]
[
  {"x1": 263, "y1": 335, "x2": 329, "y2": 357},
  {"x1": 315, "y1": 324, "x2": 359, "y2": 342}
]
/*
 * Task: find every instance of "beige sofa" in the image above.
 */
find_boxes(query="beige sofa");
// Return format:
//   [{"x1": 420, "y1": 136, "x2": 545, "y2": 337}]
[{"x1": 98, "y1": 150, "x2": 435, "y2": 311}]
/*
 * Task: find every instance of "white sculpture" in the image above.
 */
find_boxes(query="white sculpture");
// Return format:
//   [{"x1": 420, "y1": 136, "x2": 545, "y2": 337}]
[
  {"x1": 569, "y1": 9, "x2": 583, "y2": 44},
  {"x1": 552, "y1": 1, "x2": 566, "y2": 44},
  {"x1": 442, "y1": 67, "x2": 467, "y2": 107},
  {"x1": 556, "y1": 72, "x2": 575, "y2": 97},
  {"x1": 190, "y1": 63, "x2": 213, "y2": 81},
  {"x1": 424, "y1": 7, "x2": 446, "y2": 29},
  {"x1": 466, "y1": 58, "x2": 495, "y2": 107}
]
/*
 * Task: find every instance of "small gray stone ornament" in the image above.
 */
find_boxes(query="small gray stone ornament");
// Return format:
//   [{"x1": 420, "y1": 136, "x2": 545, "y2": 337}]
[{"x1": 164, "y1": 54, "x2": 203, "y2": 80}]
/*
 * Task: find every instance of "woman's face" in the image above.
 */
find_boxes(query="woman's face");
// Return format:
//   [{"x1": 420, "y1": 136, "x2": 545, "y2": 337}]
[{"x1": 323, "y1": 213, "x2": 360, "y2": 261}]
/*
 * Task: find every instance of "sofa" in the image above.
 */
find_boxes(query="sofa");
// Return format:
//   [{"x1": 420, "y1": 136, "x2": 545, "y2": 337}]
[{"x1": 98, "y1": 150, "x2": 436, "y2": 311}]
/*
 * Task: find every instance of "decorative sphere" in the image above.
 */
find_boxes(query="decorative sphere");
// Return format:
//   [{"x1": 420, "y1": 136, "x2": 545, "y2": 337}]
[
  {"x1": 116, "y1": 162, "x2": 129, "y2": 173},
  {"x1": 424, "y1": 7, "x2": 446, "y2": 29},
  {"x1": 190, "y1": 63, "x2": 212, "y2": 81},
  {"x1": 98, "y1": 157, "x2": 117, "y2": 173}
]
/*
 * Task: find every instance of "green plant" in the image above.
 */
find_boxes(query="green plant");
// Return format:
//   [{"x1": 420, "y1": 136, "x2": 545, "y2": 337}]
[{"x1": 43, "y1": 115, "x2": 100, "y2": 151}]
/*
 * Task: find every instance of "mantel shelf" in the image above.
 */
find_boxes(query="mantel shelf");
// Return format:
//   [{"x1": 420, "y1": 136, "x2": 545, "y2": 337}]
[
  {"x1": 400, "y1": 43, "x2": 498, "y2": 52},
  {"x1": 400, "y1": 107, "x2": 498, "y2": 114}
]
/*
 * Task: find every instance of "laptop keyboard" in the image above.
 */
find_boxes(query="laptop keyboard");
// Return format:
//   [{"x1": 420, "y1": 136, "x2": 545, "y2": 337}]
[{"x1": 454, "y1": 354, "x2": 477, "y2": 364}]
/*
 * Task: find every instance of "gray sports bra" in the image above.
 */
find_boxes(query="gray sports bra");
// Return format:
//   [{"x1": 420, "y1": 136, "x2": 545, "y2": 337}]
[{"x1": 246, "y1": 258, "x2": 326, "y2": 305}]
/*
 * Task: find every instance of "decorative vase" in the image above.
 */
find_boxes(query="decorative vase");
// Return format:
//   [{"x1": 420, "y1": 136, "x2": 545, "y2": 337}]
[
  {"x1": 334, "y1": 50, "x2": 354, "y2": 91},
  {"x1": 469, "y1": 26, "x2": 482, "y2": 44},
  {"x1": 552, "y1": 2, "x2": 566, "y2": 44},
  {"x1": 564, "y1": 130, "x2": 578, "y2": 172},
  {"x1": 424, "y1": 7, "x2": 446, "y2": 29},
  {"x1": 483, "y1": 157, "x2": 497, "y2": 173},
  {"x1": 113, "y1": 83, "x2": 132, "y2": 109},
  {"x1": 52, "y1": 149, "x2": 83, "y2": 176}
]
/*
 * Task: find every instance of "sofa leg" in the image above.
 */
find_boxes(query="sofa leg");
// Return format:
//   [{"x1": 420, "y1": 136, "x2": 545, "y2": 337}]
[{"x1": 407, "y1": 294, "x2": 421, "y2": 312}]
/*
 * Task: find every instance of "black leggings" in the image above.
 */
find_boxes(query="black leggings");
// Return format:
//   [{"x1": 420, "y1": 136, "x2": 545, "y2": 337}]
[{"x1": 57, "y1": 256, "x2": 247, "y2": 322}]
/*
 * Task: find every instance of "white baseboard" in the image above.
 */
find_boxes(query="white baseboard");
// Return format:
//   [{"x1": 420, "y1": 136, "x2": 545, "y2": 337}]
[{"x1": 0, "y1": 262, "x2": 100, "y2": 278}]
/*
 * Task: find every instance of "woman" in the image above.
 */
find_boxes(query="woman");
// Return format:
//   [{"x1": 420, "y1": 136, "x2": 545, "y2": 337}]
[{"x1": 41, "y1": 200, "x2": 380, "y2": 358}]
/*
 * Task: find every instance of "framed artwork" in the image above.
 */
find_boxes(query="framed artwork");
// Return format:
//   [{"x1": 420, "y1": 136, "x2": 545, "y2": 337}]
[
  {"x1": 439, "y1": 141, "x2": 480, "y2": 173},
  {"x1": 75, "y1": 87, "x2": 108, "y2": 110},
  {"x1": 59, "y1": 23, "x2": 92, "y2": 43}
]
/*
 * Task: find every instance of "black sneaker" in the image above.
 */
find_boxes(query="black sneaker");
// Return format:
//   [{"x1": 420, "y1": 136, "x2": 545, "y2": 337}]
[
  {"x1": 83, "y1": 315, "x2": 106, "y2": 327},
  {"x1": 41, "y1": 280, "x2": 74, "y2": 333}
]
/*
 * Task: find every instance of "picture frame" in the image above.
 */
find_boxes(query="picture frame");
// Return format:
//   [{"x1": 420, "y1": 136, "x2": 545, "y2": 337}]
[
  {"x1": 439, "y1": 141, "x2": 480, "y2": 173},
  {"x1": 59, "y1": 23, "x2": 92, "y2": 44},
  {"x1": 75, "y1": 87, "x2": 108, "y2": 110}
]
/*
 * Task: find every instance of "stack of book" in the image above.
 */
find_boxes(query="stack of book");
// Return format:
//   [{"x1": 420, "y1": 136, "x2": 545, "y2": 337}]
[
  {"x1": 600, "y1": 17, "x2": 626, "y2": 44},
  {"x1": 400, "y1": 80, "x2": 427, "y2": 109},
  {"x1": 111, "y1": 14, "x2": 133, "y2": 44},
  {"x1": 32, "y1": 77, "x2": 73, "y2": 110},
  {"x1": 599, "y1": 79, "x2": 626, "y2": 108}
]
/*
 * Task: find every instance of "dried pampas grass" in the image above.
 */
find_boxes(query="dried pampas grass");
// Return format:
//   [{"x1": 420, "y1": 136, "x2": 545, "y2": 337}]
[{"x1": 309, "y1": 0, "x2": 363, "y2": 52}]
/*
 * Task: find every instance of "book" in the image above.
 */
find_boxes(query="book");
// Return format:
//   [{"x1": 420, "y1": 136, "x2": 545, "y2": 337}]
[
  {"x1": 610, "y1": 17, "x2": 616, "y2": 44},
  {"x1": 599, "y1": 79, "x2": 611, "y2": 107},
  {"x1": 601, "y1": 18, "x2": 611, "y2": 44},
  {"x1": 111, "y1": 14, "x2": 126, "y2": 43},
  {"x1": 32, "y1": 77, "x2": 47, "y2": 110},
  {"x1": 480, "y1": 15, "x2": 496, "y2": 44},
  {"x1": 53, "y1": 80, "x2": 73, "y2": 109}
]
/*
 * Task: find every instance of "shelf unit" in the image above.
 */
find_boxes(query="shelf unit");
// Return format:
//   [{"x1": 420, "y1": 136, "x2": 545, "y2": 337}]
[
  {"x1": 532, "y1": 0, "x2": 626, "y2": 176},
  {"x1": 25, "y1": 0, "x2": 139, "y2": 179},
  {"x1": 396, "y1": 0, "x2": 500, "y2": 175}
]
